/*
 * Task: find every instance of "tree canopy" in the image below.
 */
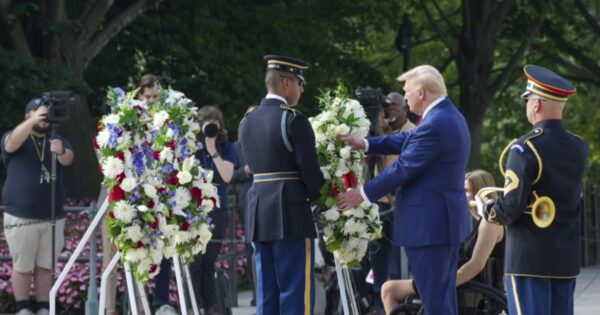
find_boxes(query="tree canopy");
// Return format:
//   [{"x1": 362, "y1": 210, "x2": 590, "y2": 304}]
[{"x1": 1, "y1": 0, "x2": 599, "y2": 198}]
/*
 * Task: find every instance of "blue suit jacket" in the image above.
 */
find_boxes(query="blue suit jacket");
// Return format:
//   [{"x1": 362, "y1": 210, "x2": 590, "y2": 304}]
[{"x1": 364, "y1": 98, "x2": 471, "y2": 247}]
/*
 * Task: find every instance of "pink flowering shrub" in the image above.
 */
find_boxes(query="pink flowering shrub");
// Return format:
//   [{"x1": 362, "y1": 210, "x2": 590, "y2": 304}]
[{"x1": 1, "y1": 199, "x2": 251, "y2": 313}]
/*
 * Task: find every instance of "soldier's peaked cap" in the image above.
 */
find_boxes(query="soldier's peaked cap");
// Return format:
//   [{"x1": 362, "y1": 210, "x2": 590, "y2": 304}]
[
  {"x1": 521, "y1": 65, "x2": 576, "y2": 101},
  {"x1": 264, "y1": 54, "x2": 310, "y2": 83}
]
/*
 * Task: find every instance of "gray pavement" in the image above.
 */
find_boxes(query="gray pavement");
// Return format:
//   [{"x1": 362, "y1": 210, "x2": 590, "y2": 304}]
[{"x1": 232, "y1": 264, "x2": 600, "y2": 315}]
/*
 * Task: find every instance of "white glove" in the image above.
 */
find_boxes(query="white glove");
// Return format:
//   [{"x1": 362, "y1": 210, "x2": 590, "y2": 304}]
[{"x1": 475, "y1": 194, "x2": 486, "y2": 219}]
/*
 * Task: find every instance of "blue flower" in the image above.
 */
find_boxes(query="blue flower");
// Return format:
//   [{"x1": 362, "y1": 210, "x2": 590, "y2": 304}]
[
  {"x1": 113, "y1": 87, "x2": 125, "y2": 95},
  {"x1": 160, "y1": 164, "x2": 174, "y2": 174},
  {"x1": 133, "y1": 152, "x2": 146, "y2": 176}
]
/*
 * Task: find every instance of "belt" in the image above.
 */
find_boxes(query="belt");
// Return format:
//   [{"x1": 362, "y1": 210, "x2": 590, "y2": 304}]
[{"x1": 253, "y1": 171, "x2": 301, "y2": 183}]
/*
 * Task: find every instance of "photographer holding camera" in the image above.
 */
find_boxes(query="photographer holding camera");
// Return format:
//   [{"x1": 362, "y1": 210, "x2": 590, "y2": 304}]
[
  {"x1": 190, "y1": 105, "x2": 236, "y2": 315},
  {"x1": 1, "y1": 98, "x2": 74, "y2": 315}
]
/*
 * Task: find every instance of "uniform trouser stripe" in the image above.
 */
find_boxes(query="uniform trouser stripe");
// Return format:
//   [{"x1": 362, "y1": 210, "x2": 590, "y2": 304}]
[
  {"x1": 254, "y1": 239, "x2": 314, "y2": 315},
  {"x1": 510, "y1": 275, "x2": 523, "y2": 315},
  {"x1": 304, "y1": 239, "x2": 312, "y2": 315}
]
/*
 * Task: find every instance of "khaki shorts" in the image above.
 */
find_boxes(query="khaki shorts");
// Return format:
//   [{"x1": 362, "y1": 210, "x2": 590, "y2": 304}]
[{"x1": 3, "y1": 212, "x2": 65, "y2": 273}]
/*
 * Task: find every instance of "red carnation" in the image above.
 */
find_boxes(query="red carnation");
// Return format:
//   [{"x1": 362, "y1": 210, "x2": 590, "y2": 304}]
[
  {"x1": 116, "y1": 172, "x2": 126, "y2": 183},
  {"x1": 181, "y1": 221, "x2": 190, "y2": 231},
  {"x1": 165, "y1": 171, "x2": 179, "y2": 185},
  {"x1": 343, "y1": 172, "x2": 358, "y2": 190},
  {"x1": 152, "y1": 150, "x2": 159, "y2": 160},
  {"x1": 150, "y1": 218, "x2": 159, "y2": 229},
  {"x1": 92, "y1": 137, "x2": 99, "y2": 149},
  {"x1": 191, "y1": 187, "x2": 203, "y2": 205},
  {"x1": 330, "y1": 185, "x2": 340, "y2": 197},
  {"x1": 166, "y1": 140, "x2": 176, "y2": 151},
  {"x1": 147, "y1": 199, "x2": 155, "y2": 209},
  {"x1": 108, "y1": 211, "x2": 115, "y2": 219},
  {"x1": 158, "y1": 187, "x2": 166, "y2": 194},
  {"x1": 210, "y1": 197, "x2": 218, "y2": 208},
  {"x1": 135, "y1": 241, "x2": 144, "y2": 248},
  {"x1": 149, "y1": 264, "x2": 158, "y2": 273},
  {"x1": 108, "y1": 185, "x2": 125, "y2": 202},
  {"x1": 115, "y1": 152, "x2": 125, "y2": 161}
]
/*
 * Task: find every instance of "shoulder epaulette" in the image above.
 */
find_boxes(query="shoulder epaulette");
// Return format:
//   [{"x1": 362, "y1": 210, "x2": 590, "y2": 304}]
[
  {"x1": 519, "y1": 127, "x2": 544, "y2": 143},
  {"x1": 518, "y1": 127, "x2": 543, "y2": 184},
  {"x1": 568, "y1": 131, "x2": 584, "y2": 141},
  {"x1": 280, "y1": 104, "x2": 298, "y2": 116}
]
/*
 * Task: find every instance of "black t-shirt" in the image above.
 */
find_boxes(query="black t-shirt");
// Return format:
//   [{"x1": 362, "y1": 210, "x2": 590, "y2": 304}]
[{"x1": 1, "y1": 131, "x2": 72, "y2": 219}]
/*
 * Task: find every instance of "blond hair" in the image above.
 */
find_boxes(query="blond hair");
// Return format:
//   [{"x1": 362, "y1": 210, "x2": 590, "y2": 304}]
[
  {"x1": 466, "y1": 170, "x2": 497, "y2": 201},
  {"x1": 397, "y1": 65, "x2": 447, "y2": 99}
]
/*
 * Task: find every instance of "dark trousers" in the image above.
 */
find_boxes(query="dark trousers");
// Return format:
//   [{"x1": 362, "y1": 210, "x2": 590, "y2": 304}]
[
  {"x1": 405, "y1": 244, "x2": 459, "y2": 315},
  {"x1": 254, "y1": 238, "x2": 314, "y2": 315},
  {"x1": 190, "y1": 210, "x2": 229, "y2": 313},
  {"x1": 505, "y1": 275, "x2": 575, "y2": 315},
  {"x1": 153, "y1": 258, "x2": 172, "y2": 306}
]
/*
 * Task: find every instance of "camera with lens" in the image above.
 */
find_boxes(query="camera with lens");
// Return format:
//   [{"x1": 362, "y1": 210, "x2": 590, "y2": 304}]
[
  {"x1": 40, "y1": 90, "x2": 78, "y2": 123},
  {"x1": 355, "y1": 87, "x2": 390, "y2": 134},
  {"x1": 202, "y1": 121, "x2": 220, "y2": 138}
]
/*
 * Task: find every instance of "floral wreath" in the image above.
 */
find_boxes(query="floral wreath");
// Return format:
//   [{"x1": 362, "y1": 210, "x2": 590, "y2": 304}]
[
  {"x1": 310, "y1": 85, "x2": 382, "y2": 267},
  {"x1": 95, "y1": 87, "x2": 217, "y2": 282}
]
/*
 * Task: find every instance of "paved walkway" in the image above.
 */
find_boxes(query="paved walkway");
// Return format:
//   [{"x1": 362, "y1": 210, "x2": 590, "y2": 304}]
[{"x1": 232, "y1": 264, "x2": 600, "y2": 315}]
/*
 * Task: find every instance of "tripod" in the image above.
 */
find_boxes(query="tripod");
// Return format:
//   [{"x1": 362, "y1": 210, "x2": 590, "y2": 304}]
[{"x1": 50, "y1": 123, "x2": 59, "y2": 282}]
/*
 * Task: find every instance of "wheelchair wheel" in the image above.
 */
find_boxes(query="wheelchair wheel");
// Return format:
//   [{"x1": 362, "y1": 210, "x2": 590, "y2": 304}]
[
  {"x1": 457, "y1": 281, "x2": 508, "y2": 315},
  {"x1": 389, "y1": 281, "x2": 507, "y2": 315}
]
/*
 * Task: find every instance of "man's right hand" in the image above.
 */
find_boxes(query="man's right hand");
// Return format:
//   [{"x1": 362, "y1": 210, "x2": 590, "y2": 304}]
[
  {"x1": 29, "y1": 106, "x2": 48, "y2": 125},
  {"x1": 339, "y1": 134, "x2": 366, "y2": 151}
]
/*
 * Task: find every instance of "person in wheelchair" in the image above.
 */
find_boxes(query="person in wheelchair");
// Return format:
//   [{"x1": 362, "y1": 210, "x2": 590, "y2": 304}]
[{"x1": 381, "y1": 170, "x2": 505, "y2": 314}]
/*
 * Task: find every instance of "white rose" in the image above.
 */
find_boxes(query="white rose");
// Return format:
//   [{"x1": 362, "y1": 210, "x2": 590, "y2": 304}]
[
  {"x1": 177, "y1": 171, "x2": 193, "y2": 184},
  {"x1": 120, "y1": 177, "x2": 137, "y2": 192},
  {"x1": 322, "y1": 208, "x2": 341, "y2": 221},
  {"x1": 339, "y1": 147, "x2": 351, "y2": 159},
  {"x1": 143, "y1": 184, "x2": 158, "y2": 199},
  {"x1": 335, "y1": 124, "x2": 350, "y2": 136}
]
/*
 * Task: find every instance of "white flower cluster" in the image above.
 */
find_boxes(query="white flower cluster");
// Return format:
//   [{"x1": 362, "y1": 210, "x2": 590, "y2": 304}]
[
  {"x1": 96, "y1": 87, "x2": 216, "y2": 283},
  {"x1": 310, "y1": 87, "x2": 382, "y2": 267}
]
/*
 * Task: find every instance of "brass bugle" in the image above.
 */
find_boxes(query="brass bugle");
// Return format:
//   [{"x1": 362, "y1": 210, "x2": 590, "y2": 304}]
[
  {"x1": 524, "y1": 191, "x2": 555, "y2": 229},
  {"x1": 472, "y1": 187, "x2": 555, "y2": 228}
]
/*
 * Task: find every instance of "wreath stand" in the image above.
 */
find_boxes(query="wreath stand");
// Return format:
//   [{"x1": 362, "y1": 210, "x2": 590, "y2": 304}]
[
  {"x1": 334, "y1": 256, "x2": 361, "y2": 315},
  {"x1": 49, "y1": 198, "x2": 201, "y2": 315}
]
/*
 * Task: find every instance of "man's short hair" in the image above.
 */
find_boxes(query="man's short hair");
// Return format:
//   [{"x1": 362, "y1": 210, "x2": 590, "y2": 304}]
[
  {"x1": 397, "y1": 65, "x2": 447, "y2": 99},
  {"x1": 139, "y1": 74, "x2": 160, "y2": 90}
]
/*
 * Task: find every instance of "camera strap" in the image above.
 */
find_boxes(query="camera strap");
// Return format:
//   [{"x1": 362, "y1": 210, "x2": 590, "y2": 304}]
[{"x1": 31, "y1": 134, "x2": 50, "y2": 184}]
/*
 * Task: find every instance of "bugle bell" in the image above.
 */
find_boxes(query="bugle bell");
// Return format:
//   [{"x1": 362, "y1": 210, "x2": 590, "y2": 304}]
[
  {"x1": 525, "y1": 191, "x2": 555, "y2": 229},
  {"x1": 469, "y1": 187, "x2": 555, "y2": 228}
]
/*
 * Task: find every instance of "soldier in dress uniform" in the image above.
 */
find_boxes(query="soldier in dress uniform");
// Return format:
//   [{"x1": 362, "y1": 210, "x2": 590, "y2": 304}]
[
  {"x1": 479, "y1": 65, "x2": 588, "y2": 315},
  {"x1": 239, "y1": 54, "x2": 324, "y2": 315}
]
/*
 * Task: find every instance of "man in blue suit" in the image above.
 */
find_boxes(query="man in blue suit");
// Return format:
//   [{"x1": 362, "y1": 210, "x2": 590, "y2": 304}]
[{"x1": 339, "y1": 65, "x2": 471, "y2": 314}]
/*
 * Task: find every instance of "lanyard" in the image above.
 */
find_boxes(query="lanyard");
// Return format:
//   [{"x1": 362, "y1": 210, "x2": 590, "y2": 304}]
[{"x1": 31, "y1": 134, "x2": 46, "y2": 162}]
